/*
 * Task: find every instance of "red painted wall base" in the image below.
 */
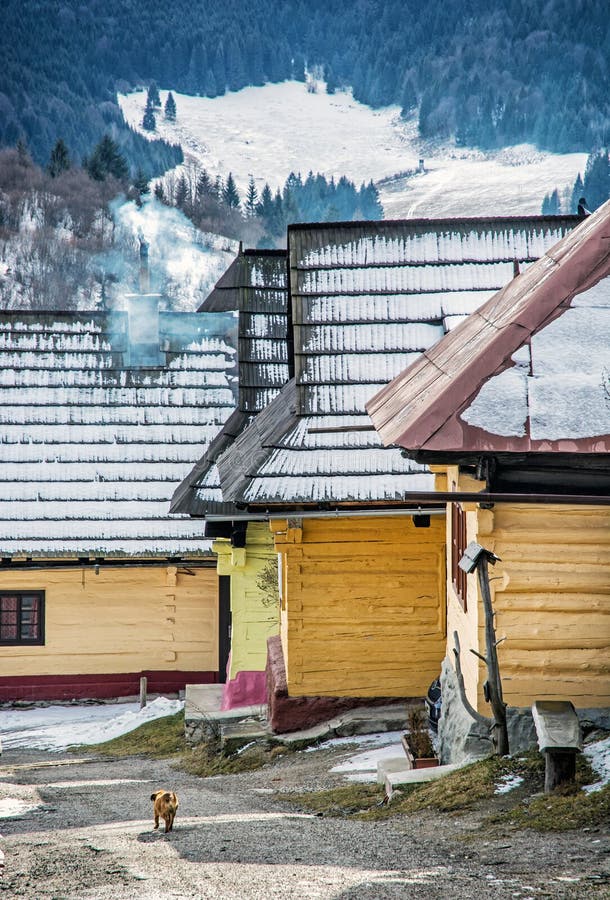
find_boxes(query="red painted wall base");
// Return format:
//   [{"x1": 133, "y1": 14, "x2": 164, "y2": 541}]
[
  {"x1": 266, "y1": 635, "x2": 410, "y2": 734},
  {"x1": 0, "y1": 671, "x2": 218, "y2": 702}
]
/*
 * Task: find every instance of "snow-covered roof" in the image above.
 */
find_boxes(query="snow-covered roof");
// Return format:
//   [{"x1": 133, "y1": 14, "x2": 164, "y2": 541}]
[
  {"x1": 171, "y1": 250, "x2": 290, "y2": 516},
  {"x1": 217, "y1": 216, "x2": 578, "y2": 508},
  {"x1": 368, "y1": 201, "x2": 610, "y2": 463},
  {"x1": 0, "y1": 308, "x2": 236, "y2": 557}
]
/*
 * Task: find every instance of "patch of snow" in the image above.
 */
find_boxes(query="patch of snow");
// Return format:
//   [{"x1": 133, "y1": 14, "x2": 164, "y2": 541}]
[
  {"x1": 0, "y1": 697, "x2": 183, "y2": 751},
  {"x1": 583, "y1": 735, "x2": 610, "y2": 793},
  {"x1": 461, "y1": 367, "x2": 528, "y2": 436},
  {"x1": 461, "y1": 305, "x2": 610, "y2": 440},
  {"x1": 304, "y1": 731, "x2": 404, "y2": 752},
  {"x1": 119, "y1": 82, "x2": 586, "y2": 219},
  {"x1": 494, "y1": 774, "x2": 524, "y2": 794},
  {"x1": 0, "y1": 798, "x2": 41, "y2": 818}
]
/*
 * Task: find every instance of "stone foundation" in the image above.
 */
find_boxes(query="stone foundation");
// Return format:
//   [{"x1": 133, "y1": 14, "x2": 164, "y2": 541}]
[{"x1": 438, "y1": 654, "x2": 610, "y2": 763}]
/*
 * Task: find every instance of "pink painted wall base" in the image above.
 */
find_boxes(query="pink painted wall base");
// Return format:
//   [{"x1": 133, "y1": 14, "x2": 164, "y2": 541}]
[{"x1": 221, "y1": 668, "x2": 267, "y2": 710}]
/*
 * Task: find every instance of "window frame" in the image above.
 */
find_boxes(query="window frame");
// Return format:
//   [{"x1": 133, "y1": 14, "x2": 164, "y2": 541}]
[
  {"x1": 450, "y1": 503, "x2": 468, "y2": 610},
  {"x1": 0, "y1": 591, "x2": 45, "y2": 646}
]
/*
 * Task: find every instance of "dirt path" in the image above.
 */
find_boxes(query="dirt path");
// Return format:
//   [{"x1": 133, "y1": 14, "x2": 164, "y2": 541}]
[{"x1": 0, "y1": 747, "x2": 608, "y2": 899}]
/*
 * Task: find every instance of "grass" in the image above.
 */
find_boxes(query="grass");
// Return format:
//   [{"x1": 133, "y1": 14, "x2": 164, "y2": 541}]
[
  {"x1": 80, "y1": 714, "x2": 610, "y2": 832},
  {"x1": 180, "y1": 741, "x2": 291, "y2": 777},
  {"x1": 282, "y1": 750, "x2": 610, "y2": 831},
  {"x1": 78, "y1": 710, "x2": 293, "y2": 775},
  {"x1": 498, "y1": 782, "x2": 610, "y2": 831},
  {"x1": 76, "y1": 711, "x2": 186, "y2": 759}
]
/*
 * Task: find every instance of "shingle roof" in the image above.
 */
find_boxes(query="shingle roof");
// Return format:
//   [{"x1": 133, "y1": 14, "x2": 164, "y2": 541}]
[
  {"x1": 171, "y1": 250, "x2": 290, "y2": 516},
  {"x1": 0, "y1": 308, "x2": 236, "y2": 557},
  {"x1": 218, "y1": 216, "x2": 579, "y2": 508},
  {"x1": 367, "y1": 203, "x2": 610, "y2": 458}
]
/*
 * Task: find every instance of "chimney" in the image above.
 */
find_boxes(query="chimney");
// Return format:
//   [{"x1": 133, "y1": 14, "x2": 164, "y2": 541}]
[
  {"x1": 124, "y1": 237, "x2": 164, "y2": 367},
  {"x1": 139, "y1": 235, "x2": 150, "y2": 293}
]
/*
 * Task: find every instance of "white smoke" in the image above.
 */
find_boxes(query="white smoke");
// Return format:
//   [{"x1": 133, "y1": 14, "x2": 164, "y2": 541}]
[{"x1": 109, "y1": 195, "x2": 238, "y2": 311}]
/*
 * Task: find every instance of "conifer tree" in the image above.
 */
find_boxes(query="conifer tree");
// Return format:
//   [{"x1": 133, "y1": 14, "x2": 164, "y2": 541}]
[
  {"x1": 85, "y1": 135, "x2": 129, "y2": 182},
  {"x1": 164, "y1": 92, "x2": 177, "y2": 122},
  {"x1": 583, "y1": 149, "x2": 610, "y2": 210},
  {"x1": 570, "y1": 173, "x2": 584, "y2": 213},
  {"x1": 147, "y1": 81, "x2": 161, "y2": 108},
  {"x1": 196, "y1": 169, "x2": 214, "y2": 200},
  {"x1": 133, "y1": 168, "x2": 150, "y2": 200},
  {"x1": 142, "y1": 107, "x2": 156, "y2": 131},
  {"x1": 222, "y1": 172, "x2": 240, "y2": 208},
  {"x1": 245, "y1": 176, "x2": 258, "y2": 217},
  {"x1": 47, "y1": 138, "x2": 71, "y2": 177},
  {"x1": 175, "y1": 173, "x2": 189, "y2": 210},
  {"x1": 256, "y1": 183, "x2": 274, "y2": 223}
]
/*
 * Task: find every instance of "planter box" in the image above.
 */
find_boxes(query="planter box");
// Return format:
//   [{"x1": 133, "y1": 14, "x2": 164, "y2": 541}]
[{"x1": 401, "y1": 733, "x2": 440, "y2": 769}]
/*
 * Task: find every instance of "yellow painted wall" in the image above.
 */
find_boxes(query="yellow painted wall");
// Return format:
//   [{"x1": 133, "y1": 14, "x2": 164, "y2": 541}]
[
  {"x1": 446, "y1": 469, "x2": 610, "y2": 711},
  {"x1": 213, "y1": 523, "x2": 279, "y2": 679},
  {"x1": 271, "y1": 515, "x2": 446, "y2": 698},
  {"x1": 0, "y1": 565, "x2": 218, "y2": 675}
]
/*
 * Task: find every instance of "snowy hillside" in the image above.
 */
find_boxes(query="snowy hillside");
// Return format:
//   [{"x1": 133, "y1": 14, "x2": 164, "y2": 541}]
[{"x1": 119, "y1": 81, "x2": 587, "y2": 219}]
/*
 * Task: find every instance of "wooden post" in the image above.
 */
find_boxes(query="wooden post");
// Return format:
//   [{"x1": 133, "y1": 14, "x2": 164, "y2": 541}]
[
  {"x1": 532, "y1": 700, "x2": 581, "y2": 792},
  {"x1": 476, "y1": 553, "x2": 509, "y2": 756},
  {"x1": 140, "y1": 676, "x2": 147, "y2": 709},
  {"x1": 544, "y1": 750, "x2": 577, "y2": 792}
]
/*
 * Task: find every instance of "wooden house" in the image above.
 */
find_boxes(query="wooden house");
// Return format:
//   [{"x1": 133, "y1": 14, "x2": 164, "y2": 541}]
[
  {"x1": 171, "y1": 249, "x2": 289, "y2": 708},
  {"x1": 0, "y1": 303, "x2": 236, "y2": 701},
  {"x1": 368, "y1": 202, "x2": 610, "y2": 759},
  {"x1": 209, "y1": 216, "x2": 579, "y2": 731}
]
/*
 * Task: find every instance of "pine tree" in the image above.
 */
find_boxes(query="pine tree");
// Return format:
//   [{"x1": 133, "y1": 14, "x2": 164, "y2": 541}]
[
  {"x1": 271, "y1": 188, "x2": 286, "y2": 235},
  {"x1": 47, "y1": 138, "x2": 71, "y2": 177},
  {"x1": 583, "y1": 149, "x2": 610, "y2": 210},
  {"x1": 549, "y1": 188, "x2": 561, "y2": 214},
  {"x1": 154, "y1": 182, "x2": 166, "y2": 203},
  {"x1": 245, "y1": 176, "x2": 258, "y2": 217},
  {"x1": 85, "y1": 135, "x2": 129, "y2": 182},
  {"x1": 256, "y1": 182, "x2": 274, "y2": 222},
  {"x1": 133, "y1": 168, "x2": 150, "y2": 198},
  {"x1": 325, "y1": 65, "x2": 338, "y2": 95},
  {"x1": 142, "y1": 107, "x2": 156, "y2": 131},
  {"x1": 359, "y1": 181, "x2": 383, "y2": 219},
  {"x1": 175, "y1": 173, "x2": 189, "y2": 210},
  {"x1": 196, "y1": 168, "x2": 214, "y2": 200},
  {"x1": 222, "y1": 172, "x2": 240, "y2": 208},
  {"x1": 147, "y1": 81, "x2": 161, "y2": 108},
  {"x1": 570, "y1": 173, "x2": 584, "y2": 213},
  {"x1": 164, "y1": 92, "x2": 176, "y2": 122}
]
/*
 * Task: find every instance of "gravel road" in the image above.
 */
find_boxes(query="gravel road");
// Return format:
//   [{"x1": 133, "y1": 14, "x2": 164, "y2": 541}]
[{"x1": 0, "y1": 746, "x2": 608, "y2": 899}]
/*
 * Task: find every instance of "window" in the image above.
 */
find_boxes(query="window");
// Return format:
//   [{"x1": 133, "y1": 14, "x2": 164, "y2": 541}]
[
  {"x1": 0, "y1": 592, "x2": 45, "y2": 645},
  {"x1": 451, "y1": 504, "x2": 467, "y2": 610}
]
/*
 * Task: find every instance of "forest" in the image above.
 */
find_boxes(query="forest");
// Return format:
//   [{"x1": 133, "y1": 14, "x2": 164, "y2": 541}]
[
  {"x1": 0, "y1": 136, "x2": 383, "y2": 309},
  {"x1": 2, "y1": 0, "x2": 609, "y2": 172}
]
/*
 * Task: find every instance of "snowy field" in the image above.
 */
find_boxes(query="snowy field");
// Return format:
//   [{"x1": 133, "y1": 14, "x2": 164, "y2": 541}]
[
  {"x1": 0, "y1": 698, "x2": 183, "y2": 752},
  {"x1": 119, "y1": 80, "x2": 587, "y2": 219}
]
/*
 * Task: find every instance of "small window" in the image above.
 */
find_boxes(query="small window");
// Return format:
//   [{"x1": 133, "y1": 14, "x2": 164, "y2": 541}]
[
  {"x1": 0, "y1": 592, "x2": 45, "y2": 645},
  {"x1": 451, "y1": 504, "x2": 467, "y2": 610}
]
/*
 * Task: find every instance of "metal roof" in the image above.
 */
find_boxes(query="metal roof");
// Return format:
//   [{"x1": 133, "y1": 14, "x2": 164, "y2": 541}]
[
  {"x1": 367, "y1": 202, "x2": 610, "y2": 458},
  {"x1": 0, "y1": 308, "x2": 236, "y2": 557},
  {"x1": 217, "y1": 215, "x2": 579, "y2": 508},
  {"x1": 171, "y1": 250, "x2": 290, "y2": 516}
]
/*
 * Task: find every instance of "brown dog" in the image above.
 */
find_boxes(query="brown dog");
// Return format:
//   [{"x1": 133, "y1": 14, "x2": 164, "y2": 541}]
[{"x1": 150, "y1": 789, "x2": 179, "y2": 833}]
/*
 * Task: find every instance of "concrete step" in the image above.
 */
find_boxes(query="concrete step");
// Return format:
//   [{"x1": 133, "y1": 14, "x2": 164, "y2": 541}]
[{"x1": 378, "y1": 757, "x2": 464, "y2": 793}]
